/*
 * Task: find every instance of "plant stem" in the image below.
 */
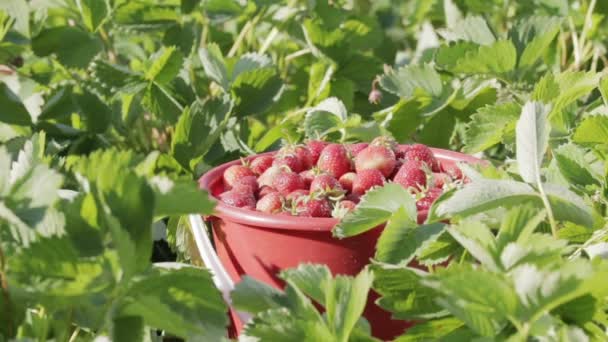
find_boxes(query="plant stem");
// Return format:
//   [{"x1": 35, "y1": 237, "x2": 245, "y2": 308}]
[
  {"x1": 285, "y1": 48, "x2": 311, "y2": 62},
  {"x1": 0, "y1": 244, "x2": 13, "y2": 337},
  {"x1": 228, "y1": 12, "x2": 263, "y2": 58},
  {"x1": 536, "y1": 179, "x2": 558, "y2": 238},
  {"x1": 259, "y1": 27, "x2": 279, "y2": 55},
  {"x1": 68, "y1": 327, "x2": 81, "y2": 342}
]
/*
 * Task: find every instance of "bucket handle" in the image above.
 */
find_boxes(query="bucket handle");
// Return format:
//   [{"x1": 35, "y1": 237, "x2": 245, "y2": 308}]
[{"x1": 188, "y1": 214, "x2": 252, "y2": 324}]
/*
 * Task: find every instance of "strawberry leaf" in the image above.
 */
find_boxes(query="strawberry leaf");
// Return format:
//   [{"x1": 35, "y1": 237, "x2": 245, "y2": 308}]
[
  {"x1": 32, "y1": 26, "x2": 103, "y2": 69},
  {"x1": 553, "y1": 144, "x2": 602, "y2": 187},
  {"x1": 198, "y1": 43, "x2": 229, "y2": 90},
  {"x1": 77, "y1": 0, "x2": 109, "y2": 32},
  {"x1": 145, "y1": 46, "x2": 184, "y2": 85},
  {"x1": 333, "y1": 183, "x2": 416, "y2": 239},
  {"x1": 379, "y1": 63, "x2": 443, "y2": 98},
  {"x1": 516, "y1": 101, "x2": 551, "y2": 184},
  {"x1": 231, "y1": 67, "x2": 282, "y2": 116},
  {"x1": 572, "y1": 115, "x2": 608, "y2": 146}
]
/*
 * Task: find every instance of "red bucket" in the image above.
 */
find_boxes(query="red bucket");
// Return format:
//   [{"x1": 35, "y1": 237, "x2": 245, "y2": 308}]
[{"x1": 198, "y1": 148, "x2": 481, "y2": 340}]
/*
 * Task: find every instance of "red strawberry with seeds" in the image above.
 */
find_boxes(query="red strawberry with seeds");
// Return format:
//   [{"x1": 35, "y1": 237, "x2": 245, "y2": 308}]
[
  {"x1": 347, "y1": 143, "x2": 369, "y2": 157},
  {"x1": 219, "y1": 190, "x2": 256, "y2": 209},
  {"x1": 416, "y1": 188, "x2": 443, "y2": 212},
  {"x1": 300, "y1": 169, "x2": 317, "y2": 188},
  {"x1": 394, "y1": 160, "x2": 427, "y2": 191},
  {"x1": 345, "y1": 193, "x2": 361, "y2": 204},
  {"x1": 294, "y1": 146, "x2": 313, "y2": 170},
  {"x1": 306, "y1": 140, "x2": 328, "y2": 165},
  {"x1": 403, "y1": 144, "x2": 439, "y2": 172},
  {"x1": 310, "y1": 174, "x2": 343, "y2": 196},
  {"x1": 273, "y1": 153, "x2": 303, "y2": 173},
  {"x1": 352, "y1": 169, "x2": 385, "y2": 195},
  {"x1": 223, "y1": 165, "x2": 255, "y2": 188},
  {"x1": 250, "y1": 155, "x2": 273, "y2": 175},
  {"x1": 272, "y1": 171, "x2": 306, "y2": 195},
  {"x1": 338, "y1": 172, "x2": 357, "y2": 193},
  {"x1": 432, "y1": 172, "x2": 450, "y2": 189},
  {"x1": 294, "y1": 197, "x2": 332, "y2": 217},
  {"x1": 317, "y1": 144, "x2": 352, "y2": 178},
  {"x1": 258, "y1": 166, "x2": 282, "y2": 187},
  {"x1": 395, "y1": 145, "x2": 410, "y2": 160},
  {"x1": 256, "y1": 192, "x2": 284, "y2": 214},
  {"x1": 258, "y1": 186, "x2": 277, "y2": 198},
  {"x1": 443, "y1": 164, "x2": 464, "y2": 180},
  {"x1": 231, "y1": 176, "x2": 259, "y2": 194},
  {"x1": 354, "y1": 145, "x2": 396, "y2": 177}
]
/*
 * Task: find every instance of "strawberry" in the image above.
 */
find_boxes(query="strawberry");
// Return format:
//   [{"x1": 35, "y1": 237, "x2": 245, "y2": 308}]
[
  {"x1": 272, "y1": 171, "x2": 306, "y2": 195},
  {"x1": 370, "y1": 136, "x2": 398, "y2": 152},
  {"x1": 432, "y1": 172, "x2": 450, "y2": 189},
  {"x1": 354, "y1": 145, "x2": 396, "y2": 177},
  {"x1": 347, "y1": 143, "x2": 369, "y2": 157},
  {"x1": 443, "y1": 163, "x2": 463, "y2": 180},
  {"x1": 273, "y1": 153, "x2": 303, "y2": 173},
  {"x1": 223, "y1": 164, "x2": 255, "y2": 188},
  {"x1": 306, "y1": 140, "x2": 328, "y2": 164},
  {"x1": 258, "y1": 166, "x2": 282, "y2": 187},
  {"x1": 390, "y1": 159, "x2": 403, "y2": 179},
  {"x1": 402, "y1": 144, "x2": 439, "y2": 172},
  {"x1": 338, "y1": 172, "x2": 357, "y2": 193},
  {"x1": 310, "y1": 174, "x2": 344, "y2": 196},
  {"x1": 231, "y1": 176, "x2": 259, "y2": 194},
  {"x1": 416, "y1": 188, "x2": 443, "y2": 212},
  {"x1": 393, "y1": 160, "x2": 427, "y2": 191},
  {"x1": 256, "y1": 192, "x2": 284, "y2": 214},
  {"x1": 219, "y1": 190, "x2": 256, "y2": 209},
  {"x1": 299, "y1": 169, "x2": 317, "y2": 188},
  {"x1": 250, "y1": 155, "x2": 273, "y2": 175},
  {"x1": 317, "y1": 144, "x2": 352, "y2": 178},
  {"x1": 294, "y1": 146, "x2": 313, "y2": 170},
  {"x1": 294, "y1": 197, "x2": 332, "y2": 217},
  {"x1": 352, "y1": 169, "x2": 385, "y2": 196},
  {"x1": 395, "y1": 145, "x2": 410, "y2": 160},
  {"x1": 258, "y1": 186, "x2": 277, "y2": 198},
  {"x1": 286, "y1": 189, "x2": 309, "y2": 203},
  {"x1": 345, "y1": 193, "x2": 361, "y2": 204},
  {"x1": 332, "y1": 200, "x2": 357, "y2": 219}
]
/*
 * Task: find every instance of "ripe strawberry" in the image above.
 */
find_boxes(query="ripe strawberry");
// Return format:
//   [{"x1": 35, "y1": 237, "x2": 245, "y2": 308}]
[
  {"x1": 258, "y1": 186, "x2": 277, "y2": 198},
  {"x1": 294, "y1": 197, "x2": 332, "y2": 217},
  {"x1": 443, "y1": 163, "x2": 463, "y2": 180},
  {"x1": 317, "y1": 144, "x2": 352, "y2": 178},
  {"x1": 286, "y1": 189, "x2": 309, "y2": 203},
  {"x1": 258, "y1": 166, "x2": 282, "y2": 187},
  {"x1": 231, "y1": 176, "x2": 259, "y2": 194},
  {"x1": 416, "y1": 188, "x2": 443, "y2": 212},
  {"x1": 352, "y1": 169, "x2": 385, "y2": 196},
  {"x1": 256, "y1": 192, "x2": 284, "y2": 214},
  {"x1": 347, "y1": 143, "x2": 369, "y2": 157},
  {"x1": 306, "y1": 140, "x2": 328, "y2": 164},
  {"x1": 402, "y1": 144, "x2": 439, "y2": 172},
  {"x1": 272, "y1": 172, "x2": 306, "y2": 195},
  {"x1": 354, "y1": 145, "x2": 396, "y2": 177},
  {"x1": 310, "y1": 174, "x2": 343, "y2": 196},
  {"x1": 219, "y1": 190, "x2": 256, "y2": 209},
  {"x1": 345, "y1": 193, "x2": 361, "y2": 204},
  {"x1": 393, "y1": 160, "x2": 427, "y2": 191},
  {"x1": 273, "y1": 153, "x2": 303, "y2": 173},
  {"x1": 370, "y1": 136, "x2": 398, "y2": 152},
  {"x1": 390, "y1": 159, "x2": 403, "y2": 179},
  {"x1": 338, "y1": 172, "x2": 357, "y2": 193},
  {"x1": 250, "y1": 155, "x2": 273, "y2": 175},
  {"x1": 223, "y1": 165, "x2": 255, "y2": 188},
  {"x1": 432, "y1": 172, "x2": 450, "y2": 189},
  {"x1": 395, "y1": 145, "x2": 410, "y2": 160},
  {"x1": 332, "y1": 200, "x2": 357, "y2": 219},
  {"x1": 299, "y1": 169, "x2": 317, "y2": 188},
  {"x1": 294, "y1": 146, "x2": 313, "y2": 170}
]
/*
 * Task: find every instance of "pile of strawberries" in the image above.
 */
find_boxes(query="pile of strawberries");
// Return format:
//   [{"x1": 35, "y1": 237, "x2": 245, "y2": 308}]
[{"x1": 218, "y1": 137, "x2": 464, "y2": 218}]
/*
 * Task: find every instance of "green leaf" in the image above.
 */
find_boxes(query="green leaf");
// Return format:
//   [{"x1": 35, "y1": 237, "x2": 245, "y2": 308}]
[
  {"x1": 280, "y1": 264, "x2": 332, "y2": 306},
  {"x1": 324, "y1": 268, "x2": 374, "y2": 342},
  {"x1": 112, "y1": 316, "x2": 145, "y2": 342},
  {"x1": 557, "y1": 222, "x2": 595, "y2": 243},
  {"x1": 74, "y1": 90, "x2": 112, "y2": 133},
  {"x1": 463, "y1": 102, "x2": 520, "y2": 153},
  {"x1": 516, "y1": 101, "x2": 551, "y2": 184},
  {"x1": 429, "y1": 180, "x2": 537, "y2": 221},
  {"x1": 394, "y1": 317, "x2": 473, "y2": 342},
  {"x1": 77, "y1": 0, "x2": 109, "y2": 32},
  {"x1": 231, "y1": 67, "x2": 282, "y2": 116},
  {"x1": 120, "y1": 264, "x2": 228, "y2": 340},
  {"x1": 600, "y1": 76, "x2": 608, "y2": 106},
  {"x1": 0, "y1": 83, "x2": 31, "y2": 126},
  {"x1": 0, "y1": 0, "x2": 29, "y2": 37},
  {"x1": 32, "y1": 26, "x2": 103, "y2": 68},
  {"x1": 171, "y1": 97, "x2": 232, "y2": 170},
  {"x1": 142, "y1": 83, "x2": 183, "y2": 122},
  {"x1": 114, "y1": 2, "x2": 179, "y2": 29},
  {"x1": 198, "y1": 44, "x2": 229, "y2": 90},
  {"x1": 553, "y1": 144, "x2": 601, "y2": 186},
  {"x1": 572, "y1": 115, "x2": 608, "y2": 146},
  {"x1": 371, "y1": 264, "x2": 444, "y2": 320},
  {"x1": 449, "y1": 40, "x2": 517, "y2": 75},
  {"x1": 379, "y1": 64, "x2": 443, "y2": 98},
  {"x1": 449, "y1": 219, "x2": 499, "y2": 270},
  {"x1": 231, "y1": 276, "x2": 287, "y2": 314},
  {"x1": 232, "y1": 52, "x2": 272, "y2": 81},
  {"x1": 511, "y1": 16, "x2": 562, "y2": 68},
  {"x1": 423, "y1": 265, "x2": 518, "y2": 336},
  {"x1": 149, "y1": 176, "x2": 215, "y2": 218},
  {"x1": 145, "y1": 46, "x2": 184, "y2": 85},
  {"x1": 440, "y1": 15, "x2": 496, "y2": 45},
  {"x1": 307, "y1": 60, "x2": 334, "y2": 103},
  {"x1": 495, "y1": 205, "x2": 546, "y2": 253},
  {"x1": 375, "y1": 208, "x2": 445, "y2": 265},
  {"x1": 543, "y1": 183, "x2": 596, "y2": 227},
  {"x1": 304, "y1": 97, "x2": 347, "y2": 139},
  {"x1": 333, "y1": 183, "x2": 417, "y2": 239}
]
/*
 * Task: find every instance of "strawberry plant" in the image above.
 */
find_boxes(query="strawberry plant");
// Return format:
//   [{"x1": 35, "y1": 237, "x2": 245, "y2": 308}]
[{"x1": 2, "y1": 0, "x2": 608, "y2": 341}]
